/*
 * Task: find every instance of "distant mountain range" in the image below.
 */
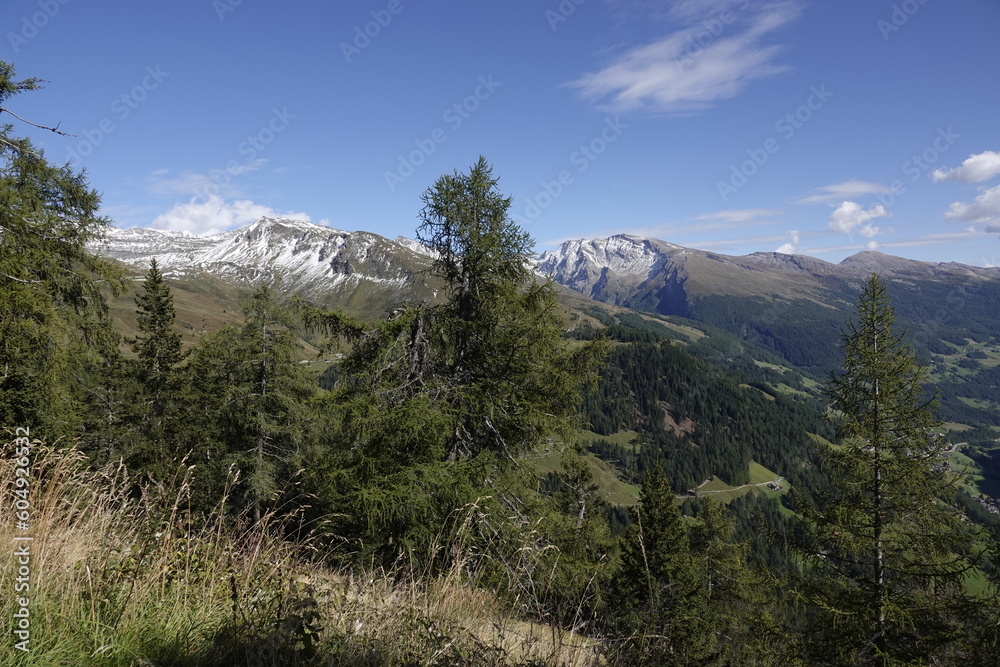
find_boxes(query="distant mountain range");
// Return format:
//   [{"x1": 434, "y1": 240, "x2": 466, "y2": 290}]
[
  {"x1": 91, "y1": 217, "x2": 440, "y2": 316},
  {"x1": 536, "y1": 233, "x2": 1000, "y2": 315},
  {"x1": 92, "y1": 217, "x2": 1000, "y2": 369}
]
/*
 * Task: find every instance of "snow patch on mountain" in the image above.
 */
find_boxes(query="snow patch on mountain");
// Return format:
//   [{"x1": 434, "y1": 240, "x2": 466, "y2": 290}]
[
  {"x1": 91, "y1": 217, "x2": 434, "y2": 297},
  {"x1": 535, "y1": 234, "x2": 663, "y2": 283}
]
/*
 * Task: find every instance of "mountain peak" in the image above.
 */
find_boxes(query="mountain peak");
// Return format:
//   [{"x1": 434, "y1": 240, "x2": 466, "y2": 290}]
[{"x1": 91, "y1": 218, "x2": 438, "y2": 308}]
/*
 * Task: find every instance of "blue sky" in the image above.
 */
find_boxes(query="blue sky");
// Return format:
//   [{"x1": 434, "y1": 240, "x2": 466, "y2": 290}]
[{"x1": 4, "y1": 0, "x2": 999, "y2": 266}]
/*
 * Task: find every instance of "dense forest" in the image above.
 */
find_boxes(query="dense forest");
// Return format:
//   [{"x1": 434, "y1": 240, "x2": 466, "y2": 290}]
[{"x1": 3, "y1": 61, "x2": 1000, "y2": 665}]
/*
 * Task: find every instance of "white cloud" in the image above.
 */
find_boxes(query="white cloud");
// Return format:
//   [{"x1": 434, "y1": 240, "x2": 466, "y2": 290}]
[
  {"x1": 795, "y1": 180, "x2": 891, "y2": 205},
  {"x1": 945, "y1": 184, "x2": 1000, "y2": 223},
  {"x1": 569, "y1": 2, "x2": 799, "y2": 114},
  {"x1": 931, "y1": 151, "x2": 1000, "y2": 183},
  {"x1": 150, "y1": 196, "x2": 313, "y2": 236},
  {"x1": 828, "y1": 200, "x2": 890, "y2": 235},
  {"x1": 775, "y1": 229, "x2": 800, "y2": 254}
]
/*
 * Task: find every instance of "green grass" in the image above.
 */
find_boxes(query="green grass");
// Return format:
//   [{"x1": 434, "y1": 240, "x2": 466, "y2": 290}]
[
  {"x1": 749, "y1": 462, "x2": 780, "y2": 485},
  {"x1": 740, "y1": 384, "x2": 776, "y2": 401},
  {"x1": 965, "y1": 568, "x2": 994, "y2": 596},
  {"x1": 677, "y1": 462, "x2": 788, "y2": 505},
  {"x1": 528, "y1": 442, "x2": 641, "y2": 506},
  {"x1": 958, "y1": 396, "x2": 994, "y2": 410},
  {"x1": 944, "y1": 422, "x2": 974, "y2": 432}
]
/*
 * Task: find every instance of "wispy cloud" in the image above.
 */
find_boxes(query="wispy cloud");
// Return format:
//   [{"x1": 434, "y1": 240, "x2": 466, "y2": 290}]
[
  {"x1": 666, "y1": 0, "x2": 753, "y2": 22},
  {"x1": 945, "y1": 183, "x2": 1000, "y2": 223},
  {"x1": 570, "y1": 2, "x2": 801, "y2": 114},
  {"x1": 144, "y1": 160, "x2": 268, "y2": 198},
  {"x1": 694, "y1": 208, "x2": 783, "y2": 225},
  {"x1": 802, "y1": 228, "x2": 991, "y2": 258},
  {"x1": 150, "y1": 195, "x2": 314, "y2": 236},
  {"x1": 931, "y1": 150, "x2": 1000, "y2": 183},
  {"x1": 795, "y1": 179, "x2": 891, "y2": 205}
]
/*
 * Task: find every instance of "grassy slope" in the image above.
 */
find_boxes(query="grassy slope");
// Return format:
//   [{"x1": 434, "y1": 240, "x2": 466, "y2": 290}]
[{"x1": 0, "y1": 439, "x2": 602, "y2": 665}]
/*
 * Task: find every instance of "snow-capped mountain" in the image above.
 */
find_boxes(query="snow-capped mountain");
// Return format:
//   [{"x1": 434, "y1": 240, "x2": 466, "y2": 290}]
[
  {"x1": 535, "y1": 234, "x2": 1000, "y2": 316},
  {"x1": 91, "y1": 217, "x2": 439, "y2": 310}
]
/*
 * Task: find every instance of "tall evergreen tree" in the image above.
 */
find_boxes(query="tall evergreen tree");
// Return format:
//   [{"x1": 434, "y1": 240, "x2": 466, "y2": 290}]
[
  {"x1": 612, "y1": 464, "x2": 711, "y2": 665},
  {"x1": 300, "y1": 157, "x2": 606, "y2": 559},
  {"x1": 191, "y1": 285, "x2": 316, "y2": 519},
  {"x1": 0, "y1": 61, "x2": 127, "y2": 434},
  {"x1": 131, "y1": 259, "x2": 187, "y2": 410},
  {"x1": 791, "y1": 274, "x2": 975, "y2": 665},
  {"x1": 114, "y1": 260, "x2": 190, "y2": 479}
]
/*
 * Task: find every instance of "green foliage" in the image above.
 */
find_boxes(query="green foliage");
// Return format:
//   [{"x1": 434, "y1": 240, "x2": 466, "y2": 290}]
[
  {"x1": 189, "y1": 285, "x2": 317, "y2": 516},
  {"x1": 98, "y1": 260, "x2": 192, "y2": 482},
  {"x1": 0, "y1": 60, "x2": 127, "y2": 434},
  {"x1": 791, "y1": 274, "x2": 978, "y2": 665},
  {"x1": 582, "y1": 339, "x2": 828, "y2": 493},
  {"x1": 611, "y1": 465, "x2": 711, "y2": 664},
  {"x1": 299, "y1": 158, "x2": 607, "y2": 561}
]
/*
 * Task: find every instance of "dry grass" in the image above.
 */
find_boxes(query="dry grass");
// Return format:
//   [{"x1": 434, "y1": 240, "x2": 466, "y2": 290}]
[{"x1": 0, "y1": 437, "x2": 605, "y2": 665}]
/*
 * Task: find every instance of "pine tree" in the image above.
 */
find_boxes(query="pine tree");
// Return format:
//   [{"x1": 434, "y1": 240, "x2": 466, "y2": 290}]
[
  {"x1": 191, "y1": 285, "x2": 316, "y2": 519},
  {"x1": 612, "y1": 464, "x2": 711, "y2": 665},
  {"x1": 792, "y1": 274, "x2": 975, "y2": 665}
]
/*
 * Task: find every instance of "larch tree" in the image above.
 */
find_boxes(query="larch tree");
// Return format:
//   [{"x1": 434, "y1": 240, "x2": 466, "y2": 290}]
[
  {"x1": 0, "y1": 60, "x2": 127, "y2": 435},
  {"x1": 190, "y1": 285, "x2": 316, "y2": 520},
  {"x1": 299, "y1": 157, "x2": 606, "y2": 559},
  {"x1": 792, "y1": 274, "x2": 976, "y2": 665}
]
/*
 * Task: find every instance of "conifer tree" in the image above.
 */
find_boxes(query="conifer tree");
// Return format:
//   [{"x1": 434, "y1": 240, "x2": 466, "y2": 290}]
[
  {"x1": 0, "y1": 61, "x2": 127, "y2": 434},
  {"x1": 792, "y1": 274, "x2": 975, "y2": 665},
  {"x1": 117, "y1": 260, "x2": 190, "y2": 479},
  {"x1": 191, "y1": 285, "x2": 316, "y2": 519},
  {"x1": 613, "y1": 464, "x2": 711, "y2": 664},
  {"x1": 131, "y1": 259, "x2": 187, "y2": 411},
  {"x1": 299, "y1": 157, "x2": 606, "y2": 558}
]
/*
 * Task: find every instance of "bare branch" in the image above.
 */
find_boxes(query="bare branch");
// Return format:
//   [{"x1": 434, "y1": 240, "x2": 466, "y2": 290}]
[
  {"x1": 1, "y1": 272, "x2": 41, "y2": 285},
  {"x1": 0, "y1": 106, "x2": 74, "y2": 136}
]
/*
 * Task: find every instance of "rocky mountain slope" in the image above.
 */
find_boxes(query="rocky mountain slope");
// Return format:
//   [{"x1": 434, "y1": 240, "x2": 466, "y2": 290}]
[
  {"x1": 536, "y1": 234, "x2": 1000, "y2": 314},
  {"x1": 91, "y1": 217, "x2": 440, "y2": 316}
]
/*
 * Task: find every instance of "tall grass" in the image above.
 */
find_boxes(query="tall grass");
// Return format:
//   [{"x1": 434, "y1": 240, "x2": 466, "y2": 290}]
[{"x1": 0, "y1": 438, "x2": 604, "y2": 665}]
